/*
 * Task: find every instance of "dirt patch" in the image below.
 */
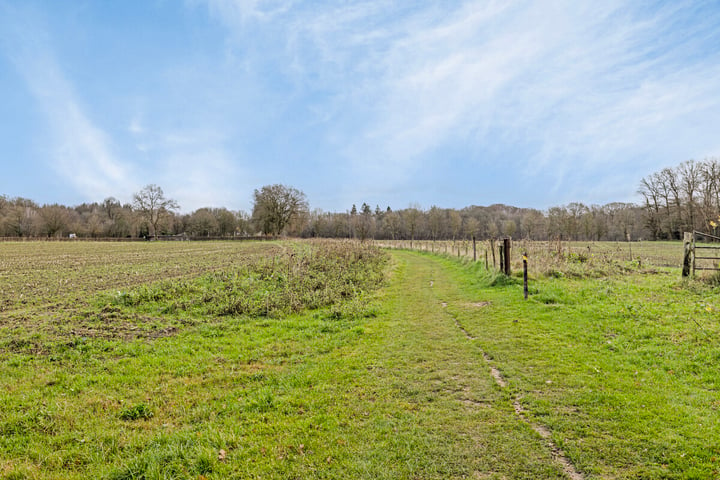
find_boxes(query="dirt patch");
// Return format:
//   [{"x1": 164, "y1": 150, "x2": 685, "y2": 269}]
[
  {"x1": 462, "y1": 398, "x2": 492, "y2": 408},
  {"x1": 470, "y1": 301, "x2": 491, "y2": 308},
  {"x1": 473, "y1": 472, "x2": 505, "y2": 479},
  {"x1": 481, "y1": 353, "x2": 507, "y2": 387},
  {"x1": 454, "y1": 318, "x2": 476, "y2": 340},
  {"x1": 1, "y1": 309, "x2": 187, "y2": 357},
  {"x1": 456, "y1": 301, "x2": 492, "y2": 308},
  {"x1": 2, "y1": 338, "x2": 50, "y2": 355},
  {"x1": 62, "y1": 317, "x2": 183, "y2": 341}
]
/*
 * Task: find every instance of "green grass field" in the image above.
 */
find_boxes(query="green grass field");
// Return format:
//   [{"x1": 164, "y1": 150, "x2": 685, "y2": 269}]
[{"x1": 1, "y1": 240, "x2": 719, "y2": 479}]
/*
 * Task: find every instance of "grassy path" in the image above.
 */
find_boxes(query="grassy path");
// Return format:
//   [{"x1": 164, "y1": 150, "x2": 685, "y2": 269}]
[
  {"x1": 414, "y1": 250, "x2": 720, "y2": 479},
  {"x1": 343, "y1": 250, "x2": 570, "y2": 478}
]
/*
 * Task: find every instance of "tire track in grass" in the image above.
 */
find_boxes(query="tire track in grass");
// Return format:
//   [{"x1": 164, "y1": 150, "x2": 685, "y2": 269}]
[
  {"x1": 436, "y1": 265, "x2": 584, "y2": 480},
  {"x1": 390, "y1": 251, "x2": 569, "y2": 479}
]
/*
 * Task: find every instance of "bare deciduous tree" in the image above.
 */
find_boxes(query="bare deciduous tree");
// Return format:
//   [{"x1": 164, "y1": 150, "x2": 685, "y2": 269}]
[
  {"x1": 401, "y1": 205, "x2": 423, "y2": 247},
  {"x1": 353, "y1": 202, "x2": 375, "y2": 242},
  {"x1": 449, "y1": 210, "x2": 462, "y2": 242},
  {"x1": 132, "y1": 184, "x2": 179, "y2": 238}
]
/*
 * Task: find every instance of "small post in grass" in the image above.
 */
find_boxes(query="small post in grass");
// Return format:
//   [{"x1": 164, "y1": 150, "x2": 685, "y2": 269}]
[
  {"x1": 523, "y1": 252, "x2": 528, "y2": 300},
  {"x1": 503, "y1": 237, "x2": 511, "y2": 276},
  {"x1": 472, "y1": 235, "x2": 477, "y2": 262}
]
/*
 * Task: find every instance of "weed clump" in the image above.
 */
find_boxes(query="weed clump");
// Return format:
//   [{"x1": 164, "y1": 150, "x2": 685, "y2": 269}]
[
  {"x1": 104, "y1": 241, "x2": 388, "y2": 319},
  {"x1": 700, "y1": 270, "x2": 720, "y2": 286},
  {"x1": 119, "y1": 403, "x2": 154, "y2": 421}
]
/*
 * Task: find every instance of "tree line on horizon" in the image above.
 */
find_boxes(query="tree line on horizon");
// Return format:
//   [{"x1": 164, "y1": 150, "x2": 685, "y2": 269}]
[
  {"x1": 0, "y1": 187, "x2": 644, "y2": 242},
  {"x1": 0, "y1": 159, "x2": 713, "y2": 242},
  {"x1": 638, "y1": 158, "x2": 720, "y2": 240}
]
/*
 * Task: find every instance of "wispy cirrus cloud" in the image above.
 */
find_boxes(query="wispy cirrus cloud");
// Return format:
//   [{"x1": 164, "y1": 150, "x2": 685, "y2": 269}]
[
  {"x1": 195, "y1": 0, "x2": 720, "y2": 207},
  {"x1": 352, "y1": 2, "x2": 720, "y2": 174},
  {"x1": 194, "y1": 0, "x2": 298, "y2": 23},
  {"x1": 4, "y1": 1, "x2": 720, "y2": 211},
  {"x1": 0, "y1": 3, "x2": 135, "y2": 202}
]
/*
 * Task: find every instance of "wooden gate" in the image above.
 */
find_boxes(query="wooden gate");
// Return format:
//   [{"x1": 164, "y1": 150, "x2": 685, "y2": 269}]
[{"x1": 683, "y1": 231, "x2": 720, "y2": 277}]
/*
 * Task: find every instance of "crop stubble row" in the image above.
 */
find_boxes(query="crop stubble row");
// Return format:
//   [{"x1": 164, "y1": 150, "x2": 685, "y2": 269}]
[{"x1": 0, "y1": 240, "x2": 285, "y2": 318}]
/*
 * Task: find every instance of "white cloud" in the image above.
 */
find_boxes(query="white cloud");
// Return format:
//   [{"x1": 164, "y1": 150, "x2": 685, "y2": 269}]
[
  {"x1": 0, "y1": 4, "x2": 135, "y2": 201},
  {"x1": 5, "y1": 0, "x2": 719, "y2": 211},
  {"x1": 193, "y1": 0, "x2": 298, "y2": 24},
  {"x1": 297, "y1": 0, "x2": 720, "y2": 204}
]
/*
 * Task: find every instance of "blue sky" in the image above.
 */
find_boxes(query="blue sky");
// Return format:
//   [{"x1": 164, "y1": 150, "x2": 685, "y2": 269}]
[{"x1": 2, "y1": 1, "x2": 720, "y2": 213}]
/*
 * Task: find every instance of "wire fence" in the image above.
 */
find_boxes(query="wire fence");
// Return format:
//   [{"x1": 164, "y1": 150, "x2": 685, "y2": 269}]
[{"x1": 374, "y1": 239, "x2": 683, "y2": 277}]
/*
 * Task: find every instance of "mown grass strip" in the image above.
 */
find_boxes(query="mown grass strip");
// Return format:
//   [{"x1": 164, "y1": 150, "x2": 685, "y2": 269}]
[{"x1": 420, "y1": 250, "x2": 720, "y2": 479}]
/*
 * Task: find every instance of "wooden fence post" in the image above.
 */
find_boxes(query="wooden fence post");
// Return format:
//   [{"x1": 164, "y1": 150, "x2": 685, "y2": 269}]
[
  {"x1": 490, "y1": 239, "x2": 496, "y2": 269},
  {"x1": 682, "y1": 232, "x2": 693, "y2": 277},
  {"x1": 473, "y1": 235, "x2": 477, "y2": 262},
  {"x1": 503, "y1": 237, "x2": 511, "y2": 275}
]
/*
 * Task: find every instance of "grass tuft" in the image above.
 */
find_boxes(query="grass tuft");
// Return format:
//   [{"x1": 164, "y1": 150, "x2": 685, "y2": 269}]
[{"x1": 118, "y1": 404, "x2": 154, "y2": 421}]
